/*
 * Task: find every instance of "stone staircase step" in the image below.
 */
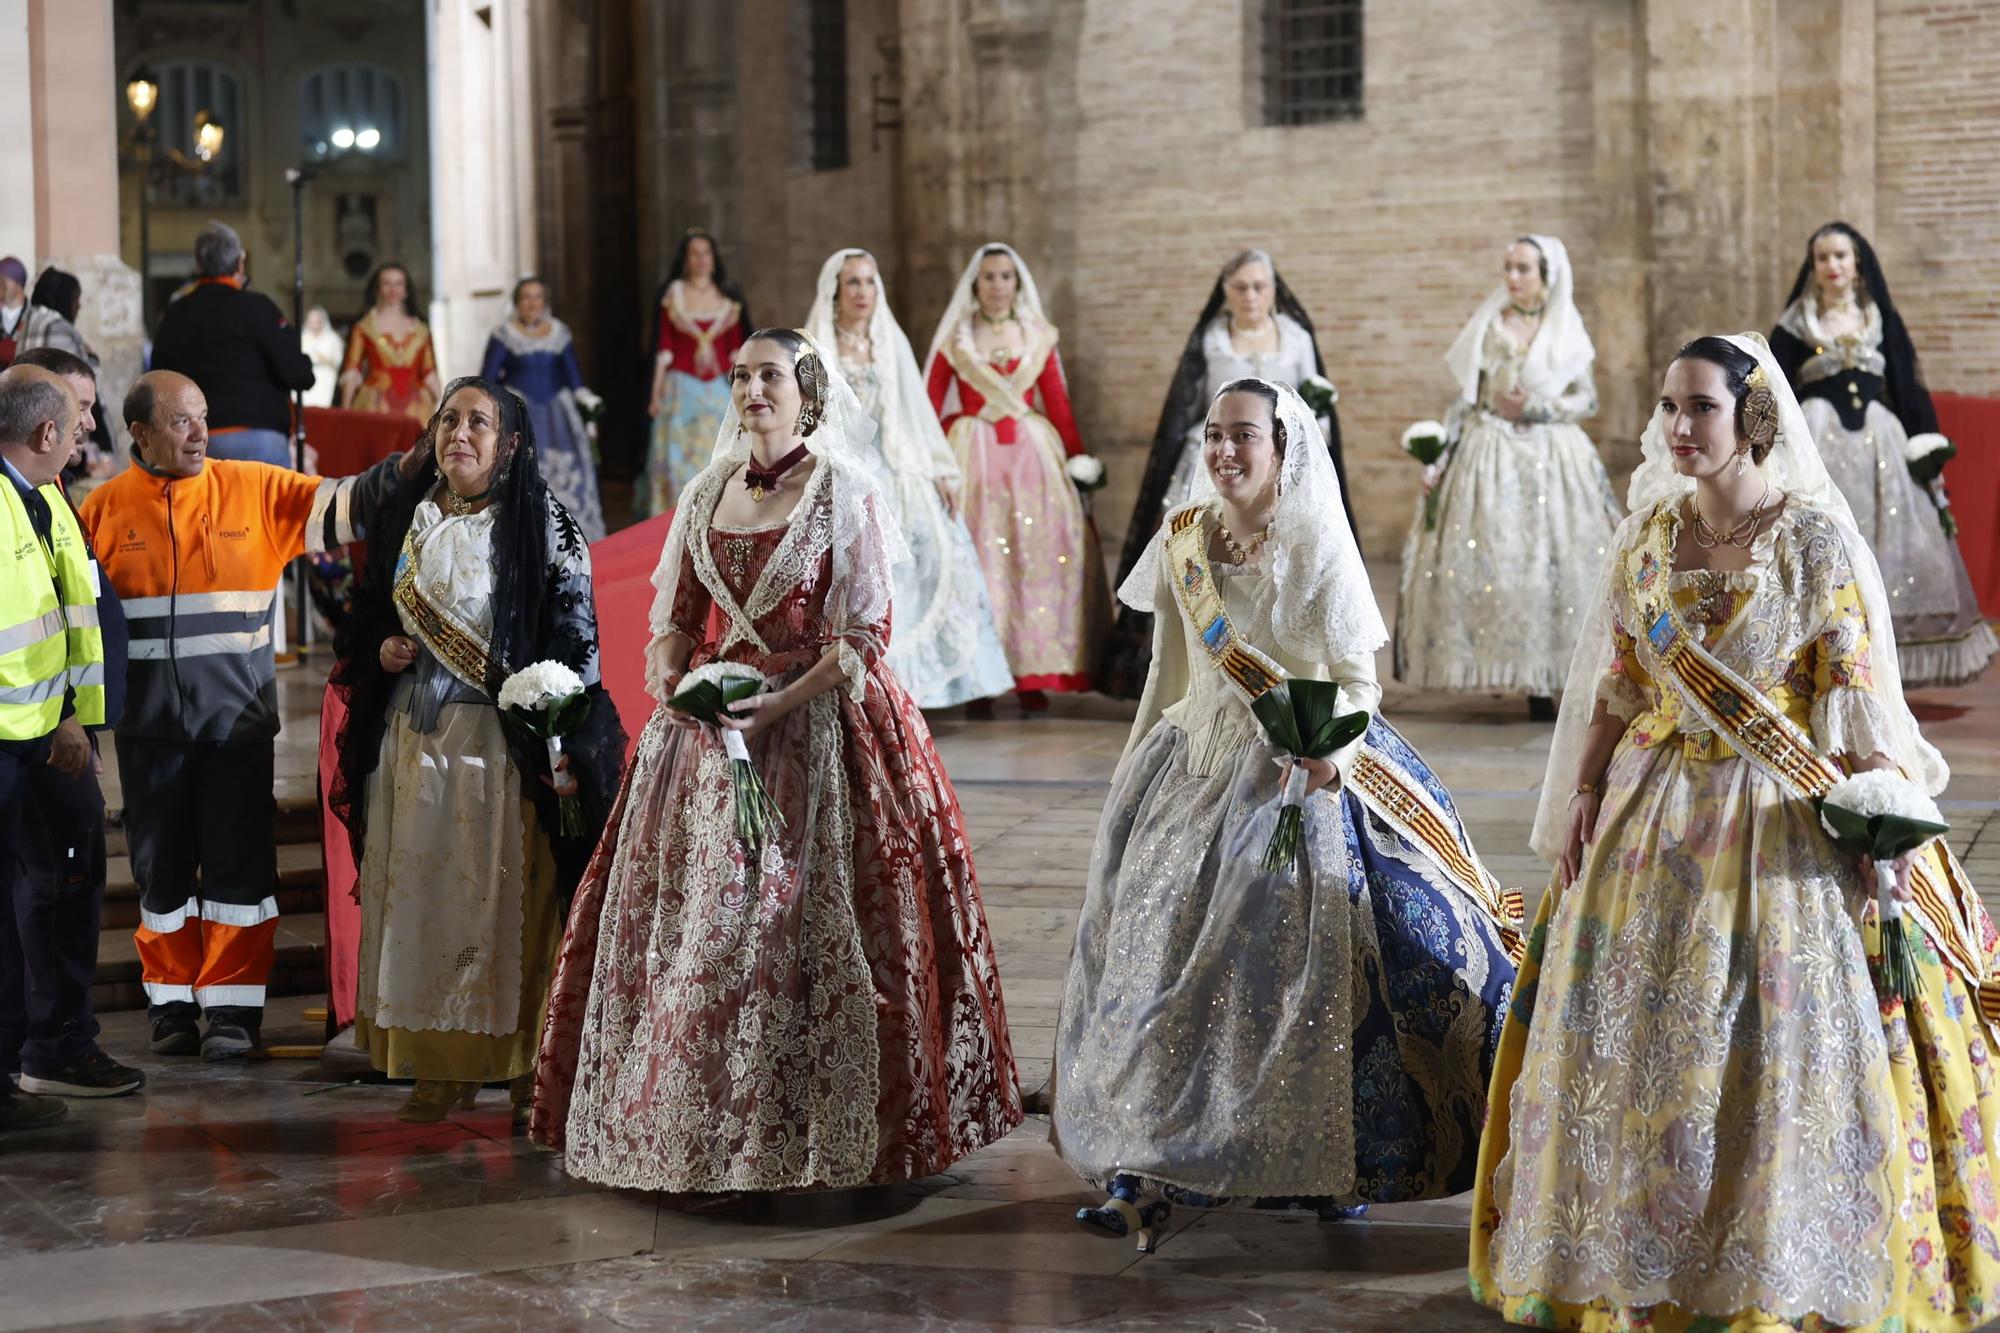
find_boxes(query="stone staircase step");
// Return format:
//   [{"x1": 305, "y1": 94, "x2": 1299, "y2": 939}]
[{"x1": 90, "y1": 911, "x2": 327, "y2": 1017}]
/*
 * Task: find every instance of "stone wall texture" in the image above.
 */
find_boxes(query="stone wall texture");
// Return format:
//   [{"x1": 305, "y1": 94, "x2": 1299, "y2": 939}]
[{"x1": 626, "y1": 0, "x2": 2000, "y2": 554}]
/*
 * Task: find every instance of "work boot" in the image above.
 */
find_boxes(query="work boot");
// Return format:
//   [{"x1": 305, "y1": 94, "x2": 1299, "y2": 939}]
[
  {"x1": 200, "y1": 1008, "x2": 262, "y2": 1062},
  {"x1": 149, "y1": 1003, "x2": 201, "y2": 1057}
]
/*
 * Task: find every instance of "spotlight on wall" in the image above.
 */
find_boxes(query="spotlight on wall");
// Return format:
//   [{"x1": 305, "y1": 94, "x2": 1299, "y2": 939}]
[{"x1": 331, "y1": 126, "x2": 356, "y2": 150}]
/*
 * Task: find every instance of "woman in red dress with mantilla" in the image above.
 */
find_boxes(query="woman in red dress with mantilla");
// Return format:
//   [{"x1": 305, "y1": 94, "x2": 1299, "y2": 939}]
[
  {"x1": 533, "y1": 328, "x2": 1022, "y2": 1195},
  {"x1": 924, "y1": 242, "x2": 1109, "y2": 711}
]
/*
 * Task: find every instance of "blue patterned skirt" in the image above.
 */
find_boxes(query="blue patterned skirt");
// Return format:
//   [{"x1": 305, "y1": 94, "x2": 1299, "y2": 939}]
[{"x1": 1053, "y1": 712, "x2": 1515, "y2": 1205}]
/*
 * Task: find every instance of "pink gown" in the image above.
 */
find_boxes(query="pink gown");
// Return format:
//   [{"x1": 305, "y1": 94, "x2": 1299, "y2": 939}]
[{"x1": 533, "y1": 466, "x2": 1022, "y2": 1192}]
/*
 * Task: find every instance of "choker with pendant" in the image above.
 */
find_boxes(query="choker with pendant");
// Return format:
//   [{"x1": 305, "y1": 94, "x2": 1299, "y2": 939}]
[
  {"x1": 744, "y1": 443, "x2": 812, "y2": 502},
  {"x1": 442, "y1": 486, "x2": 492, "y2": 516}
]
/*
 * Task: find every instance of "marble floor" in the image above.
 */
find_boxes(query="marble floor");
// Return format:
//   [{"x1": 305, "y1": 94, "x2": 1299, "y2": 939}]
[{"x1": 9, "y1": 564, "x2": 2000, "y2": 1331}]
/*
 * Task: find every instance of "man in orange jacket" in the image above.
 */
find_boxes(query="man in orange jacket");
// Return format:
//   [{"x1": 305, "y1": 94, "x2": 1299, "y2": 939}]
[{"x1": 79, "y1": 370, "x2": 416, "y2": 1059}]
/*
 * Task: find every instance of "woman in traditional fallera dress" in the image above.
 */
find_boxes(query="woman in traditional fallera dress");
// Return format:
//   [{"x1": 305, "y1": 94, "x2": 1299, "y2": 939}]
[
  {"x1": 803, "y1": 248, "x2": 1012, "y2": 708},
  {"x1": 331, "y1": 378, "x2": 625, "y2": 1124},
  {"x1": 1099, "y1": 249, "x2": 1352, "y2": 700},
  {"x1": 1053, "y1": 378, "x2": 1524, "y2": 1239},
  {"x1": 532, "y1": 329, "x2": 1022, "y2": 1192},
  {"x1": 340, "y1": 263, "x2": 441, "y2": 422},
  {"x1": 1394, "y1": 234, "x2": 1621, "y2": 719},
  {"x1": 641, "y1": 229, "x2": 749, "y2": 518},
  {"x1": 1471, "y1": 334, "x2": 2000, "y2": 1331},
  {"x1": 1769, "y1": 222, "x2": 1995, "y2": 688},
  {"x1": 482, "y1": 276, "x2": 606, "y2": 542},
  {"x1": 924, "y1": 243, "x2": 1110, "y2": 710}
]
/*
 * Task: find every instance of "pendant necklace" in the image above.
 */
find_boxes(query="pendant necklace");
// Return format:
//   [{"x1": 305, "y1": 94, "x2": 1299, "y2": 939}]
[
  {"x1": 1691, "y1": 484, "x2": 1772, "y2": 550},
  {"x1": 442, "y1": 486, "x2": 491, "y2": 517},
  {"x1": 1218, "y1": 519, "x2": 1270, "y2": 565},
  {"x1": 744, "y1": 443, "x2": 812, "y2": 502}
]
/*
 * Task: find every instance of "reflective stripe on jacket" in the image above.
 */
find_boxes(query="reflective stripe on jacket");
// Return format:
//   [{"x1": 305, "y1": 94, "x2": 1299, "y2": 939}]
[
  {"x1": 79, "y1": 457, "x2": 380, "y2": 743},
  {"x1": 0, "y1": 475, "x2": 102, "y2": 738}
]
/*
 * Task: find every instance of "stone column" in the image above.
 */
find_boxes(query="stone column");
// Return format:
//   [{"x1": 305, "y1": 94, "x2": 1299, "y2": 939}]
[
  {"x1": 1640, "y1": 0, "x2": 1876, "y2": 376},
  {"x1": 0, "y1": 0, "x2": 36, "y2": 268},
  {"x1": 26, "y1": 0, "x2": 142, "y2": 455}
]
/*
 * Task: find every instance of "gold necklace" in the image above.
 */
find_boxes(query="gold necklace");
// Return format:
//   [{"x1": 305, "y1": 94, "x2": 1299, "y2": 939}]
[
  {"x1": 977, "y1": 307, "x2": 1016, "y2": 329},
  {"x1": 441, "y1": 485, "x2": 491, "y2": 517},
  {"x1": 1217, "y1": 519, "x2": 1270, "y2": 564},
  {"x1": 1691, "y1": 485, "x2": 1771, "y2": 549}
]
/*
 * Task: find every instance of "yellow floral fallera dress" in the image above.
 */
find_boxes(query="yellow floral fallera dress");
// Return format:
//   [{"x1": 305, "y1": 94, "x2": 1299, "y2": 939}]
[{"x1": 1471, "y1": 500, "x2": 2000, "y2": 1332}]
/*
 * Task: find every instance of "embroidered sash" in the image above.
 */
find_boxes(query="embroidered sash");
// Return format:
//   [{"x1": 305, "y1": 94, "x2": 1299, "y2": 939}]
[
  {"x1": 392, "y1": 524, "x2": 496, "y2": 691},
  {"x1": 1164, "y1": 506, "x2": 1526, "y2": 960},
  {"x1": 1624, "y1": 508, "x2": 2000, "y2": 1031}
]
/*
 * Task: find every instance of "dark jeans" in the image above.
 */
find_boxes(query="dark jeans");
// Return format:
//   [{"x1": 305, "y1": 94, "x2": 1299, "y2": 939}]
[{"x1": 0, "y1": 753, "x2": 107, "y2": 1075}]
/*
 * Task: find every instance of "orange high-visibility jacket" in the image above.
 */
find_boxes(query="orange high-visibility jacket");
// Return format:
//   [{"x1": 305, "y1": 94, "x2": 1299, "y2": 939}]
[{"x1": 79, "y1": 456, "x2": 397, "y2": 743}]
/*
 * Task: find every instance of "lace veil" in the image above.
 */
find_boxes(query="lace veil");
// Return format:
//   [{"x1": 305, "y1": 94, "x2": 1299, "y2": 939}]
[
  {"x1": 645, "y1": 328, "x2": 909, "y2": 696},
  {"x1": 803, "y1": 248, "x2": 960, "y2": 483},
  {"x1": 1122, "y1": 377, "x2": 1387, "y2": 665},
  {"x1": 922, "y1": 241, "x2": 1052, "y2": 386},
  {"x1": 1444, "y1": 233, "x2": 1595, "y2": 405},
  {"x1": 1532, "y1": 332, "x2": 1949, "y2": 860}
]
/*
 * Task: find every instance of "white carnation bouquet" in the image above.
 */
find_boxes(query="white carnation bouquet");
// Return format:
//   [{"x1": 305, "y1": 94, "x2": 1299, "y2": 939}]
[
  {"x1": 667, "y1": 662, "x2": 784, "y2": 855},
  {"x1": 1402, "y1": 420, "x2": 1450, "y2": 530},
  {"x1": 498, "y1": 659, "x2": 591, "y2": 836},
  {"x1": 1298, "y1": 374, "x2": 1339, "y2": 417},
  {"x1": 1903, "y1": 432, "x2": 1959, "y2": 537},
  {"x1": 1065, "y1": 454, "x2": 1107, "y2": 493},
  {"x1": 1820, "y1": 769, "x2": 1950, "y2": 1006}
]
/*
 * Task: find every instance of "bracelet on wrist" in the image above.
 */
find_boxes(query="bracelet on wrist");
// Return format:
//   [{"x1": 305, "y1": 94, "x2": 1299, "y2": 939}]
[{"x1": 1571, "y1": 781, "x2": 1600, "y2": 801}]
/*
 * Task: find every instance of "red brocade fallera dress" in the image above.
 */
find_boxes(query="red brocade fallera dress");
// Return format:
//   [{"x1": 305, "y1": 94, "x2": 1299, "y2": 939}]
[{"x1": 532, "y1": 462, "x2": 1022, "y2": 1191}]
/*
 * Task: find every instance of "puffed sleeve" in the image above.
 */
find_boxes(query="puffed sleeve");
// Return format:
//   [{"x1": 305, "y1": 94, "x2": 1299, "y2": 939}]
[
  {"x1": 1597, "y1": 612, "x2": 1652, "y2": 723},
  {"x1": 825, "y1": 493, "x2": 898, "y2": 700},
  {"x1": 1121, "y1": 552, "x2": 1187, "y2": 766},
  {"x1": 1323, "y1": 648, "x2": 1381, "y2": 782},
  {"x1": 1809, "y1": 554, "x2": 1899, "y2": 765},
  {"x1": 1522, "y1": 368, "x2": 1600, "y2": 426}
]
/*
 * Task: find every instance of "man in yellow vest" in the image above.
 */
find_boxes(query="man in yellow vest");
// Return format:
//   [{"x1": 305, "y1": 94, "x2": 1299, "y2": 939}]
[
  {"x1": 4, "y1": 351, "x2": 144, "y2": 1110},
  {"x1": 0, "y1": 365, "x2": 124, "y2": 1130}
]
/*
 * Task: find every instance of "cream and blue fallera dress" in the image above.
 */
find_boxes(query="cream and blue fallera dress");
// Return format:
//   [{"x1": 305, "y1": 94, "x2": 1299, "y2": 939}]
[{"x1": 1053, "y1": 499, "x2": 1524, "y2": 1215}]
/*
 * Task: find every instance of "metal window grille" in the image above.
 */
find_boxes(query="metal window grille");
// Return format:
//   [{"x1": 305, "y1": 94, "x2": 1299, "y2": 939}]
[
  {"x1": 300, "y1": 65, "x2": 406, "y2": 160},
  {"x1": 1263, "y1": 0, "x2": 1364, "y2": 126},
  {"x1": 151, "y1": 61, "x2": 246, "y2": 205},
  {"x1": 808, "y1": 0, "x2": 850, "y2": 171}
]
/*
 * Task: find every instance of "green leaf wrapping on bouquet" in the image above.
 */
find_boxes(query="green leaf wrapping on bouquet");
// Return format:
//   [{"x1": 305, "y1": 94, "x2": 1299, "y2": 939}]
[
  {"x1": 1249, "y1": 679, "x2": 1370, "y2": 872},
  {"x1": 1818, "y1": 802, "x2": 1950, "y2": 862},
  {"x1": 1248, "y1": 678, "x2": 1370, "y2": 761},
  {"x1": 1403, "y1": 434, "x2": 1448, "y2": 467},
  {"x1": 548, "y1": 690, "x2": 593, "y2": 736},
  {"x1": 668, "y1": 674, "x2": 763, "y2": 724},
  {"x1": 1299, "y1": 375, "x2": 1339, "y2": 416},
  {"x1": 1940, "y1": 506, "x2": 1960, "y2": 540},
  {"x1": 1907, "y1": 440, "x2": 1957, "y2": 485},
  {"x1": 668, "y1": 673, "x2": 784, "y2": 856}
]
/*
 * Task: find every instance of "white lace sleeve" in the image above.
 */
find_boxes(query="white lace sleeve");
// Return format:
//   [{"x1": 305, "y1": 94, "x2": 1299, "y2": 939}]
[
  {"x1": 826, "y1": 486, "x2": 901, "y2": 701},
  {"x1": 1811, "y1": 688, "x2": 1903, "y2": 766}
]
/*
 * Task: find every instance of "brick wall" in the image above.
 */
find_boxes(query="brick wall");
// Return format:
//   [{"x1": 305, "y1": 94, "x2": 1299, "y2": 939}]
[
  {"x1": 1062, "y1": 0, "x2": 1604, "y2": 555},
  {"x1": 1874, "y1": 0, "x2": 2000, "y2": 396}
]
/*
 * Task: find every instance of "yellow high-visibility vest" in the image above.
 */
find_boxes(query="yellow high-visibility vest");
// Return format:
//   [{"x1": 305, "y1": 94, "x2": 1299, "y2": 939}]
[{"x1": 0, "y1": 476, "x2": 104, "y2": 739}]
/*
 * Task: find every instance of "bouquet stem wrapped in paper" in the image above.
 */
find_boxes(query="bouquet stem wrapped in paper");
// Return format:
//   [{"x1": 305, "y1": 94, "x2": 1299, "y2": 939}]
[
  {"x1": 1820, "y1": 769, "x2": 1950, "y2": 1007},
  {"x1": 1250, "y1": 678, "x2": 1370, "y2": 871},
  {"x1": 1402, "y1": 420, "x2": 1449, "y2": 531},
  {"x1": 668, "y1": 663, "x2": 785, "y2": 856},
  {"x1": 497, "y1": 660, "x2": 592, "y2": 837}
]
